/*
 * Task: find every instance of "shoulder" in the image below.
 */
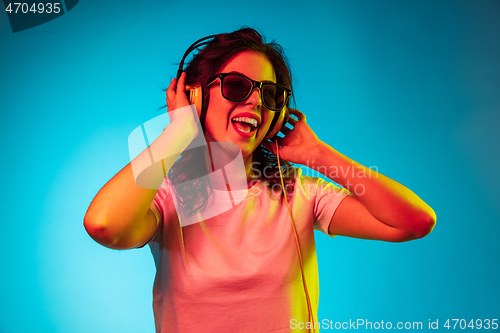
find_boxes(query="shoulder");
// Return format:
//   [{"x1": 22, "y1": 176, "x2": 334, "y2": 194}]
[
  {"x1": 150, "y1": 177, "x2": 177, "y2": 222},
  {"x1": 286, "y1": 167, "x2": 347, "y2": 197},
  {"x1": 153, "y1": 177, "x2": 173, "y2": 203}
]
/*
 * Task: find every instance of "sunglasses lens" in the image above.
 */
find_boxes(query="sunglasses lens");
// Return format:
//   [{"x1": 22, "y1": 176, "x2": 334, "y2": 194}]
[
  {"x1": 223, "y1": 75, "x2": 252, "y2": 100},
  {"x1": 221, "y1": 74, "x2": 288, "y2": 111},
  {"x1": 263, "y1": 85, "x2": 287, "y2": 110}
]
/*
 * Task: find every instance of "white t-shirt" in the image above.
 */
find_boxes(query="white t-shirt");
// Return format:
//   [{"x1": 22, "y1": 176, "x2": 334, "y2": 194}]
[{"x1": 149, "y1": 167, "x2": 349, "y2": 333}]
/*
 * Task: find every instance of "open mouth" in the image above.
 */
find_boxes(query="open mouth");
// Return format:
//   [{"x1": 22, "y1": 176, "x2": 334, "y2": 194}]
[{"x1": 231, "y1": 116, "x2": 258, "y2": 134}]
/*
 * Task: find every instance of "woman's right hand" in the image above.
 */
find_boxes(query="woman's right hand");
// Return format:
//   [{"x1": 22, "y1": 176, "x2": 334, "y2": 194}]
[
  {"x1": 84, "y1": 74, "x2": 198, "y2": 251},
  {"x1": 165, "y1": 72, "x2": 199, "y2": 139},
  {"x1": 166, "y1": 72, "x2": 193, "y2": 119}
]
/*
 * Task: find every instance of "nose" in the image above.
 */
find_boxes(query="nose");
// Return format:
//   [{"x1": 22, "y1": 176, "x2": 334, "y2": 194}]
[{"x1": 246, "y1": 87, "x2": 262, "y2": 107}]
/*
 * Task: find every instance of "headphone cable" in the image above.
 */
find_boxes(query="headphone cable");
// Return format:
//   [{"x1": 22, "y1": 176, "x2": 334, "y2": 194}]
[{"x1": 275, "y1": 139, "x2": 316, "y2": 333}]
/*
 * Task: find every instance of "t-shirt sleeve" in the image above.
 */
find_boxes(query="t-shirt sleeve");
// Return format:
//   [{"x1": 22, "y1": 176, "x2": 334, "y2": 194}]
[
  {"x1": 148, "y1": 177, "x2": 172, "y2": 244},
  {"x1": 290, "y1": 167, "x2": 350, "y2": 237},
  {"x1": 312, "y1": 177, "x2": 350, "y2": 237},
  {"x1": 149, "y1": 193, "x2": 163, "y2": 227}
]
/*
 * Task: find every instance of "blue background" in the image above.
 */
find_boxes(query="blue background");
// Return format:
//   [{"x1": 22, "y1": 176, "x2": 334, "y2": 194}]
[{"x1": 1, "y1": 0, "x2": 499, "y2": 332}]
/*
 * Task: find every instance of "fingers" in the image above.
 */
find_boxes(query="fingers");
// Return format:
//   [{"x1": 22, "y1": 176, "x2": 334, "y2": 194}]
[
  {"x1": 166, "y1": 77, "x2": 177, "y2": 107},
  {"x1": 176, "y1": 71, "x2": 187, "y2": 96},
  {"x1": 166, "y1": 72, "x2": 188, "y2": 111},
  {"x1": 280, "y1": 109, "x2": 301, "y2": 135},
  {"x1": 262, "y1": 140, "x2": 275, "y2": 153},
  {"x1": 287, "y1": 117, "x2": 298, "y2": 126},
  {"x1": 263, "y1": 138, "x2": 283, "y2": 152},
  {"x1": 288, "y1": 108, "x2": 306, "y2": 121},
  {"x1": 281, "y1": 126, "x2": 292, "y2": 136}
]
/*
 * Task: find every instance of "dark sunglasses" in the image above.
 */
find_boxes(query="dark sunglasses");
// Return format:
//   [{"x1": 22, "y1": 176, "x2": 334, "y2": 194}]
[{"x1": 207, "y1": 73, "x2": 292, "y2": 111}]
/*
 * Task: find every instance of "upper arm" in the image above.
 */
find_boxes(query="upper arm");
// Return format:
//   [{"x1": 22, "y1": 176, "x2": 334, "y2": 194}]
[
  {"x1": 128, "y1": 208, "x2": 160, "y2": 249},
  {"x1": 328, "y1": 194, "x2": 419, "y2": 242}
]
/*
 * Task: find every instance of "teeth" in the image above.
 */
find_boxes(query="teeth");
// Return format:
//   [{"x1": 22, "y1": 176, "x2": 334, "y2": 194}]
[{"x1": 232, "y1": 117, "x2": 258, "y2": 128}]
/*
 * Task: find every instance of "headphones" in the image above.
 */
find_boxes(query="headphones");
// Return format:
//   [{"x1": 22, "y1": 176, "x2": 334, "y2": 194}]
[{"x1": 176, "y1": 34, "x2": 289, "y2": 141}]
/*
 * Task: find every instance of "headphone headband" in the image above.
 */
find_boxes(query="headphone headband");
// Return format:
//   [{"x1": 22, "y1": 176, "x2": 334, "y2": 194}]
[
  {"x1": 177, "y1": 34, "x2": 225, "y2": 79},
  {"x1": 177, "y1": 32, "x2": 288, "y2": 141}
]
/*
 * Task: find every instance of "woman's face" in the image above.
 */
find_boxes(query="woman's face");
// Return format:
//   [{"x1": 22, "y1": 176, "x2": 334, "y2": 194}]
[{"x1": 204, "y1": 50, "x2": 277, "y2": 159}]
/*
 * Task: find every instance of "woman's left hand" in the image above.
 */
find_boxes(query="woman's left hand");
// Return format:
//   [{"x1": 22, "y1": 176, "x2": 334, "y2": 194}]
[{"x1": 262, "y1": 108, "x2": 324, "y2": 165}]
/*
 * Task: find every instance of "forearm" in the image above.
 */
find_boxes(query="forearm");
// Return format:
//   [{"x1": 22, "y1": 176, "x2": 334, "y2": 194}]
[
  {"x1": 84, "y1": 112, "x2": 198, "y2": 248},
  {"x1": 310, "y1": 142, "x2": 436, "y2": 233}
]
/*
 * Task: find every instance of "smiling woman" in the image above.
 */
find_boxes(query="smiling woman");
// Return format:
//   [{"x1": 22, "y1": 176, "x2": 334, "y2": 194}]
[
  {"x1": 204, "y1": 51, "x2": 281, "y2": 157},
  {"x1": 83, "y1": 27, "x2": 436, "y2": 333}
]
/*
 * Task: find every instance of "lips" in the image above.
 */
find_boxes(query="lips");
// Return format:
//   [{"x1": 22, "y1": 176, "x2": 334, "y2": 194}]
[{"x1": 230, "y1": 112, "x2": 261, "y2": 138}]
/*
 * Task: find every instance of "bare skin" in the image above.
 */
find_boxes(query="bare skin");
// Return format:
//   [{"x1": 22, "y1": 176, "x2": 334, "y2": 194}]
[
  {"x1": 84, "y1": 72, "x2": 197, "y2": 249},
  {"x1": 264, "y1": 108, "x2": 436, "y2": 241},
  {"x1": 84, "y1": 50, "x2": 436, "y2": 251}
]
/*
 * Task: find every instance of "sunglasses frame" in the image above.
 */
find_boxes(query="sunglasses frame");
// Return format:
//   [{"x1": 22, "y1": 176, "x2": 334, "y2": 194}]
[{"x1": 207, "y1": 73, "x2": 292, "y2": 111}]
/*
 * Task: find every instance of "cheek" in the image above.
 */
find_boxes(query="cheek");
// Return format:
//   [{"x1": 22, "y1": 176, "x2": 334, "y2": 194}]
[
  {"x1": 204, "y1": 114, "x2": 225, "y2": 139},
  {"x1": 259, "y1": 111, "x2": 275, "y2": 137},
  {"x1": 205, "y1": 94, "x2": 232, "y2": 137}
]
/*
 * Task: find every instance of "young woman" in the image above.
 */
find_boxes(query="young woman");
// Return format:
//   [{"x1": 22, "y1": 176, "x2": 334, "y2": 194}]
[{"x1": 84, "y1": 28, "x2": 436, "y2": 333}]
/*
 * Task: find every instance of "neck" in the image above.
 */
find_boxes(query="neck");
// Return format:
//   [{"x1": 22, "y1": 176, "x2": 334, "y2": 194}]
[
  {"x1": 203, "y1": 142, "x2": 258, "y2": 190},
  {"x1": 244, "y1": 153, "x2": 259, "y2": 188}
]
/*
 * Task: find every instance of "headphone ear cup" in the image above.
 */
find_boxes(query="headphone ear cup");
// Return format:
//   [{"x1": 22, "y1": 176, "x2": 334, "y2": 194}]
[
  {"x1": 185, "y1": 84, "x2": 203, "y2": 118},
  {"x1": 264, "y1": 107, "x2": 289, "y2": 140}
]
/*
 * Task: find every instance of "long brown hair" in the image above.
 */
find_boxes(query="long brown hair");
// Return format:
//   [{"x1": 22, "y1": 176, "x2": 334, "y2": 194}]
[{"x1": 168, "y1": 27, "x2": 295, "y2": 216}]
